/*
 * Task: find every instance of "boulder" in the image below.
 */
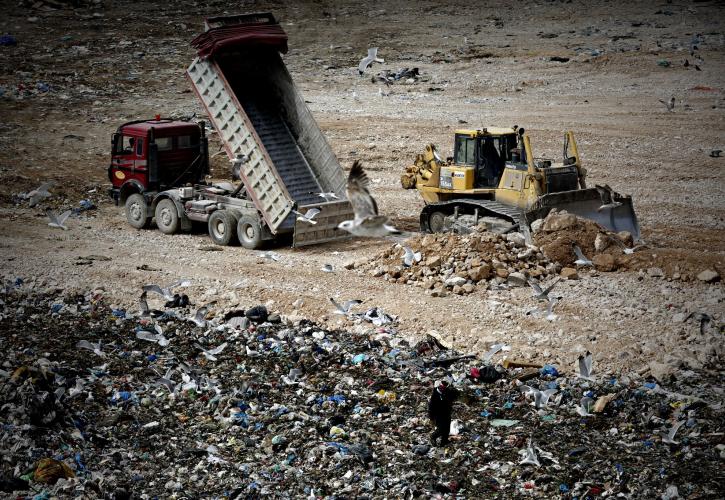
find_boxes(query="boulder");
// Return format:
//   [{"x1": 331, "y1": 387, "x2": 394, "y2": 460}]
[
  {"x1": 468, "y1": 264, "x2": 492, "y2": 282},
  {"x1": 507, "y1": 272, "x2": 527, "y2": 287},
  {"x1": 592, "y1": 253, "x2": 616, "y2": 272},
  {"x1": 594, "y1": 233, "x2": 610, "y2": 253},
  {"x1": 462, "y1": 283, "x2": 476, "y2": 294},
  {"x1": 616, "y1": 231, "x2": 633, "y2": 247},
  {"x1": 542, "y1": 213, "x2": 577, "y2": 232},
  {"x1": 697, "y1": 269, "x2": 720, "y2": 283},
  {"x1": 444, "y1": 276, "x2": 467, "y2": 287},
  {"x1": 560, "y1": 267, "x2": 579, "y2": 280},
  {"x1": 426, "y1": 255, "x2": 442, "y2": 268},
  {"x1": 530, "y1": 218, "x2": 544, "y2": 233},
  {"x1": 495, "y1": 268, "x2": 509, "y2": 279},
  {"x1": 647, "y1": 267, "x2": 664, "y2": 278},
  {"x1": 506, "y1": 232, "x2": 526, "y2": 247}
]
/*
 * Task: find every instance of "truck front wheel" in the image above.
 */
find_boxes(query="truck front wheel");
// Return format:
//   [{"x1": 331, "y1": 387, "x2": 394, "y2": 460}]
[
  {"x1": 155, "y1": 199, "x2": 180, "y2": 234},
  {"x1": 237, "y1": 215, "x2": 263, "y2": 249},
  {"x1": 208, "y1": 210, "x2": 237, "y2": 246},
  {"x1": 125, "y1": 193, "x2": 151, "y2": 229}
]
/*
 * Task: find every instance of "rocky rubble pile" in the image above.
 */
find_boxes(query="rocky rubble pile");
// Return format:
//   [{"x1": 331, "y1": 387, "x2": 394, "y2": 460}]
[
  {"x1": 1, "y1": 285, "x2": 722, "y2": 498},
  {"x1": 533, "y1": 209, "x2": 638, "y2": 274},
  {"x1": 356, "y1": 228, "x2": 558, "y2": 297}
]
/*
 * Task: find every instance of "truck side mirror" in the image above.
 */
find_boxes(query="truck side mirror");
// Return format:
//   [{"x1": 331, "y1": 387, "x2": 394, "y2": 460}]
[{"x1": 112, "y1": 133, "x2": 120, "y2": 153}]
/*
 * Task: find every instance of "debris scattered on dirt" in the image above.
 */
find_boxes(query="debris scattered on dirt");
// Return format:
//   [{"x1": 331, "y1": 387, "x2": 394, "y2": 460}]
[{"x1": 1, "y1": 285, "x2": 722, "y2": 498}]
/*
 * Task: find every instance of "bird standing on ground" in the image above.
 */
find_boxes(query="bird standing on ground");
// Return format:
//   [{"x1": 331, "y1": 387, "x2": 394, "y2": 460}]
[
  {"x1": 337, "y1": 161, "x2": 401, "y2": 237},
  {"x1": 401, "y1": 245, "x2": 422, "y2": 267}
]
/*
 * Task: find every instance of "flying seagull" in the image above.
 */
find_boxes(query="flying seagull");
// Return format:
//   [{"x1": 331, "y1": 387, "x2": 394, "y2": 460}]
[
  {"x1": 358, "y1": 47, "x2": 384, "y2": 74},
  {"x1": 577, "y1": 351, "x2": 594, "y2": 380},
  {"x1": 337, "y1": 161, "x2": 401, "y2": 237},
  {"x1": 329, "y1": 297, "x2": 362, "y2": 316},
  {"x1": 597, "y1": 201, "x2": 622, "y2": 212},
  {"x1": 194, "y1": 342, "x2": 228, "y2": 361},
  {"x1": 605, "y1": 235, "x2": 646, "y2": 254},
  {"x1": 661, "y1": 420, "x2": 684, "y2": 445},
  {"x1": 46, "y1": 209, "x2": 72, "y2": 230},
  {"x1": 401, "y1": 245, "x2": 422, "y2": 267},
  {"x1": 136, "y1": 329, "x2": 170, "y2": 347},
  {"x1": 483, "y1": 343, "x2": 508, "y2": 362},
  {"x1": 519, "y1": 438, "x2": 541, "y2": 467},
  {"x1": 142, "y1": 279, "x2": 191, "y2": 301},
  {"x1": 545, "y1": 297, "x2": 559, "y2": 321},
  {"x1": 293, "y1": 207, "x2": 320, "y2": 225},
  {"x1": 316, "y1": 192, "x2": 339, "y2": 201},
  {"x1": 27, "y1": 181, "x2": 54, "y2": 207},
  {"x1": 528, "y1": 278, "x2": 559, "y2": 302},
  {"x1": 519, "y1": 385, "x2": 558, "y2": 409},
  {"x1": 573, "y1": 245, "x2": 593, "y2": 267},
  {"x1": 659, "y1": 96, "x2": 675, "y2": 112},
  {"x1": 188, "y1": 305, "x2": 209, "y2": 328}
]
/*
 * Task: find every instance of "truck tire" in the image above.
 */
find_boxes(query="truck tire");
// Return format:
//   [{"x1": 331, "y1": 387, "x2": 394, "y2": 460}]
[
  {"x1": 208, "y1": 210, "x2": 237, "y2": 246},
  {"x1": 237, "y1": 215, "x2": 263, "y2": 249},
  {"x1": 125, "y1": 193, "x2": 151, "y2": 229},
  {"x1": 155, "y1": 199, "x2": 180, "y2": 234}
]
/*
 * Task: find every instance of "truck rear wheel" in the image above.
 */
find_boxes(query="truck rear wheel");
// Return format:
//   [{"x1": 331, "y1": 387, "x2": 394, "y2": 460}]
[
  {"x1": 237, "y1": 215, "x2": 263, "y2": 250},
  {"x1": 155, "y1": 199, "x2": 180, "y2": 234},
  {"x1": 208, "y1": 210, "x2": 237, "y2": 246},
  {"x1": 125, "y1": 193, "x2": 151, "y2": 229}
]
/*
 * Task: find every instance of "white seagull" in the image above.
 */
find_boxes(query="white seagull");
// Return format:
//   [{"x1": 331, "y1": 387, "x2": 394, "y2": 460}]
[
  {"x1": 27, "y1": 181, "x2": 54, "y2": 207},
  {"x1": 46, "y1": 209, "x2": 71, "y2": 230},
  {"x1": 316, "y1": 192, "x2": 339, "y2": 201},
  {"x1": 187, "y1": 305, "x2": 209, "y2": 328},
  {"x1": 358, "y1": 47, "x2": 384, "y2": 74},
  {"x1": 573, "y1": 245, "x2": 593, "y2": 267},
  {"x1": 661, "y1": 420, "x2": 685, "y2": 445},
  {"x1": 329, "y1": 297, "x2": 362, "y2": 316},
  {"x1": 293, "y1": 207, "x2": 320, "y2": 225},
  {"x1": 401, "y1": 245, "x2": 422, "y2": 267},
  {"x1": 519, "y1": 385, "x2": 558, "y2": 409},
  {"x1": 337, "y1": 161, "x2": 400, "y2": 237},
  {"x1": 577, "y1": 351, "x2": 594, "y2": 380},
  {"x1": 142, "y1": 279, "x2": 192, "y2": 301},
  {"x1": 528, "y1": 278, "x2": 559, "y2": 302},
  {"x1": 194, "y1": 342, "x2": 228, "y2": 361}
]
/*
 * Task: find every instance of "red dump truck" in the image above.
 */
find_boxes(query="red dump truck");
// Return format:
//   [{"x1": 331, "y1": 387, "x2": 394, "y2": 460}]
[{"x1": 109, "y1": 13, "x2": 353, "y2": 248}]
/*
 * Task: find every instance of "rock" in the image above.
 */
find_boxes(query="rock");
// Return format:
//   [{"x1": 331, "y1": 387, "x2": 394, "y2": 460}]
[
  {"x1": 431, "y1": 288, "x2": 448, "y2": 298},
  {"x1": 530, "y1": 218, "x2": 544, "y2": 233},
  {"x1": 468, "y1": 264, "x2": 492, "y2": 282},
  {"x1": 495, "y1": 268, "x2": 509, "y2": 279},
  {"x1": 697, "y1": 269, "x2": 720, "y2": 283},
  {"x1": 594, "y1": 233, "x2": 609, "y2": 252},
  {"x1": 452, "y1": 285, "x2": 464, "y2": 295},
  {"x1": 444, "y1": 276, "x2": 467, "y2": 287},
  {"x1": 592, "y1": 253, "x2": 616, "y2": 272},
  {"x1": 616, "y1": 231, "x2": 633, "y2": 246},
  {"x1": 507, "y1": 272, "x2": 527, "y2": 287},
  {"x1": 426, "y1": 255, "x2": 442, "y2": 268},
  {"x1": 462, "y1": 283, "x2": 475, "y2": 294},
  {"x1": 343, "y1": 260, "x2": 356, "y2": 270},
  {"x1": 560, "y1": 267, "x2": 579, "y2": 280},
  {"x1": 506, "y1": 232, "x2": 526, "y2": 247},
  {"x1": 648, "y1": 361, "x2": 675, "y2": 382},
  {"x1": 647, "y1": 267, "x2": 664, "y2": 278},
  {"x1": 542, "y1": 213, "x2": 577, "y2": 232}
]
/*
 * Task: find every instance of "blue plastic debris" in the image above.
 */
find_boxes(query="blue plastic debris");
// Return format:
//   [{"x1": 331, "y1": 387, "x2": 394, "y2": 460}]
[
  {"x1": 480, "y1": 409, "x2": 491, "y2": 417},
  {"x1": 644, "y1": 382, "x2": 657, "y2": 389},
  {"x1": 112, "y1": 309, "x2": 126, "y2": 318},
  {"x1": 36, "y1": 82, "x2": 50, "y2": 93},
  {"x1": 352, "y1": 353, "x2": 367, "y2": 365},
  {"x1": 559, "y1": 483, "x2": 569, "y2": 493},
  {"x1": 540, "y1": 364, "x2": 559, "y2": 377},
  {"x1": 74, "y1": 452, "x2": 85, "y2": 471},
  {"x1": 503, "y1": 401, "x2": 514, "y2": 409},
  {"x1": 79, "y1": 199, "x2": 96, "y2": 210},
  {"x1": 0, "y1": 34, "x2": 17, "y2": 46},
  {"x1": 51, "y1": 304, "x2": 63, "y2": 313},
  {"x1": 147, "y1": 354, "x2": 157, "y2": 362},
  {"x1": 14, "y1": 277, "x2": 23, "y2": 287}
]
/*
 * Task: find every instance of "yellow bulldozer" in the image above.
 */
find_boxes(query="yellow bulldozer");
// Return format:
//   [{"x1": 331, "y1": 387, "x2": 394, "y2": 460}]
[{"x1": 401, "y1": 126, "x2": 640, "y2": 239}]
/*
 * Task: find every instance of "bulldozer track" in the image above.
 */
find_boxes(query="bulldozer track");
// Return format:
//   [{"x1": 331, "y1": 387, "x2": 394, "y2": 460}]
[{"x1": 420, "y1": 198, "x2": 522, "y2": 232}]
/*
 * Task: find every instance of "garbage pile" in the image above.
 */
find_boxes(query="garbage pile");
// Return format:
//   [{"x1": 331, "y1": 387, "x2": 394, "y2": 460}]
[
  {"x1": 358, "y1": 227, "x2": 558, "y2": 296},
  {"x1": 2, "y1": 284, "x2": 721, "y2": 498},
  {"x1": 371, "y1": 67, "x2": 422, "y2": 85}
]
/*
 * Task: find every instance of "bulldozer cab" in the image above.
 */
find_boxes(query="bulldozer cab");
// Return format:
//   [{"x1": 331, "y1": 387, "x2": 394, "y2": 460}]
[{"x1": 453, "y1": 129, "x2": 519, "y2": 188}]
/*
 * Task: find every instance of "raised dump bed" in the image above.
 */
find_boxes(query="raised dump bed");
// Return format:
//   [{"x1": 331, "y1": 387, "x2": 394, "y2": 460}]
[{"x1": 187, "y1": 12, "x2": 352, "y2": 247}]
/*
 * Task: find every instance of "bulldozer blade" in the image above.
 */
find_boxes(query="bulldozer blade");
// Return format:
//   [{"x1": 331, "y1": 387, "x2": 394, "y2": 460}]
[{"x1": 529, "y1": 188, "x2": 641, "y2": 240}]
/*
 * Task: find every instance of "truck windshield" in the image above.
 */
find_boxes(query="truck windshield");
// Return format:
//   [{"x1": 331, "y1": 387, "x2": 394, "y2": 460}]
[{"x1": 454, "y1": 136, "x2": 476, "y2": 165}]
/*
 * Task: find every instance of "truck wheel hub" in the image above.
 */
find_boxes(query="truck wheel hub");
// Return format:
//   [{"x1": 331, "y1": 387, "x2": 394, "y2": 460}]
[
  {"x1": 215, "y1": 221, "x2": 225, "y2": 236},
  {"x1": 159, "y1": 207, "x2": 173, "y2": 226},
  {"x1": 129, "y1": 202, "x2": 141, "y2": 220}
]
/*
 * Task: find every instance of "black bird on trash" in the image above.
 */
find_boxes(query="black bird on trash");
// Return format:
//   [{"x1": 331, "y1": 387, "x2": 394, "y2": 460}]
[{"x1": 428, "y1": 379, "x2": 459, "y2": 446}]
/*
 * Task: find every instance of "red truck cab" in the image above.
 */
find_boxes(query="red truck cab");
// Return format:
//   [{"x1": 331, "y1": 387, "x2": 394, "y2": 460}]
[{"x1": 108, "y1": 117, "x2": 209, "y2": 227}]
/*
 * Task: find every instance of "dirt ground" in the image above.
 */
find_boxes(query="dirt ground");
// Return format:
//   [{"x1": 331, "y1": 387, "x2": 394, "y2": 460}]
[{"x1": 1, "y1": 0, "x2": 723, "y2": 376}]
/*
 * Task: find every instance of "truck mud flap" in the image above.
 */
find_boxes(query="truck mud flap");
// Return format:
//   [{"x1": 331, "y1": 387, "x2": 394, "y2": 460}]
[
  {"x1": 292, "y1": 200, "x2": 354, "y2": 247},
  {"x1": 531, "y1": 187, "x2": 641, "y2": 240}
]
